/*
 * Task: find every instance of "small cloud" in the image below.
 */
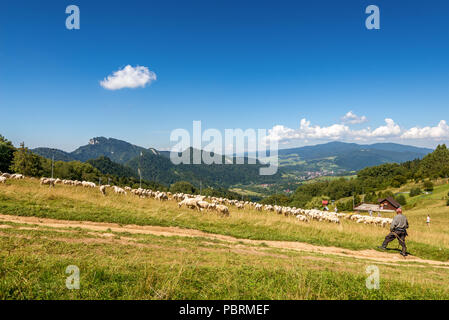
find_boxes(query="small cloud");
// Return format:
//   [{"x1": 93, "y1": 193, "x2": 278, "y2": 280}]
[
  {"x1": 341, "y1": 111, "x2": 368, "y2": 124},
  {"x1": 100, "y1": 65, "x2": 156, "y2": 90}
]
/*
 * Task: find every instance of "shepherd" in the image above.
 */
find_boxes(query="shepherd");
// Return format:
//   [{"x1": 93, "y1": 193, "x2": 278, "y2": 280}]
[{"x1": 378, "y1": 208, "x2": 409, "y2": 256}]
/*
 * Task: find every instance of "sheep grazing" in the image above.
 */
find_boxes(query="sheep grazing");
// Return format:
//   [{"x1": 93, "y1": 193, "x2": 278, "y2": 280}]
[
  {"x1": 113, "y1": 186, "x2": 127, "y2": 195},
  {"x1": 82, "y1": 181, "x2": 96, "y2": 188},
  {"x1": 12, "y1": 172, "x2": 396, "y2": 230},
  {"x1": 178, "y1": 198, "x2": 200, "y2": 211},
  {"x1": 215, "y1": 204, "x2": 229, "y2": 216},
  {"x1": 296, "y1": 214, "x2": 309, "y2": 222},
  {"x1": 197, "y1": 200, "x2": 211, "y2": 211},
  {"x1": 1, "y1": 173, "x2": 11, "y2": 178},
  {"x1": 0, "y1": 176, "x2": 6, "y2": 184},
  {"x1": 40, "y1": 177, "x2": 55, "y2": 187},
  {"x1": 155, "y1": 192, "x2": 168, "y2": 201}
]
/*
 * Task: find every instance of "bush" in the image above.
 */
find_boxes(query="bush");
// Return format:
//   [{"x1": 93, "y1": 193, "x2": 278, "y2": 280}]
[
  {"x1": 306, "y1": 196, "x2": 330, "y2": 210},
  {"x1": 337, "y1": 199, "x2": 354, "y2": 212},
  {"x1": 378, "y1": 190, "x2": 394, "y2": 199},
  {"x1": 447, "y1": 199, "x2": 449, "y2": 206},
  {"x1": 410, "y1": 187, "x2": 422, "y2": 197},
  {"x1": 170, "y1": 181, "x2": 197, "y2": 194},
  {"x1": 364, "y1": 192, "x2": 378, "y2": 204},
  {"x1": 423, "y1": 181, "x2": 434, "y2": 192},
  {"x1": 395, "y1": 194, "x2": 407, "y2": 206},
  {"x1": 261, "y1": 194, "x2": 291, "y2": 206}
]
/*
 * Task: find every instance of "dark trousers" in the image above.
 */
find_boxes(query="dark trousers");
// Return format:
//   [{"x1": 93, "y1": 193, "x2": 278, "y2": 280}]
[{"x1": 382, "y1": 230, "x2": 407, "y2": 254}]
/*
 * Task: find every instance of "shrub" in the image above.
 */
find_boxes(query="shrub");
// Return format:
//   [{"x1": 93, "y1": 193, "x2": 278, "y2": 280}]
[
  {"x1": 423, "y1": 181, "x2": 434, "y2": 192},
  {"x1": 410, "y1": 188, "x2": 422, "y2": 197},
  {"x1": 395, "y1": 194, "x2": 407, "y2": 206},
  {"x1": 170, "y1": 181, "x2": 197, "y2": 194}
]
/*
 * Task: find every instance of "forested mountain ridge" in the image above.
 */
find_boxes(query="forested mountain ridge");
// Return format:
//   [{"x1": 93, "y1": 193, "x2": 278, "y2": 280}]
[{"x1": 275, "y1": 141, "x2": 432, "y2": 172}]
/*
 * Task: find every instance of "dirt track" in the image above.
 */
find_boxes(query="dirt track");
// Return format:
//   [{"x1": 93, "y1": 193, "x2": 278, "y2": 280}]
[{"x1": 1, "y1": 213, "x2": 448, "y2": 267}]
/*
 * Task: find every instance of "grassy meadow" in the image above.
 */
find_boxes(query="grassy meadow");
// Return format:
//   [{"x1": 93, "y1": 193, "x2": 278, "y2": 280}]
[{"x1": 1, "y1": 178, "x2": 449, "y2": 299}]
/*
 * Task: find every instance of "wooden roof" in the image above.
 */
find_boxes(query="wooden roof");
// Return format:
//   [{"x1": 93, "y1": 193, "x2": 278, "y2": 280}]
[{"x1": 377, "y1": 197, "x2": 401, "y2": 208}]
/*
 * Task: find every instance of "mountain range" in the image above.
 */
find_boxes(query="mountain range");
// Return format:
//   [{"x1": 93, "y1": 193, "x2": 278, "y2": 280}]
[
  {"x1": 32, "y1": 137, "x2": 279, "y2": 187},
  {"x1": 31, "y1": 138, "x2": 433, "y2": 188},
  {"x1": 276, "y1": 141, "x2": 432, "y2": 172}
]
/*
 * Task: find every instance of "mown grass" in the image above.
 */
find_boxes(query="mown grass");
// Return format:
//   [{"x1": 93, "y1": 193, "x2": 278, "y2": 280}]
[
  {"x1": 1, "y1": 224, "x2": 448, "y2": 299},
  {"x1": 1, "y1": 179, "x2": 449, "y2": 262}
]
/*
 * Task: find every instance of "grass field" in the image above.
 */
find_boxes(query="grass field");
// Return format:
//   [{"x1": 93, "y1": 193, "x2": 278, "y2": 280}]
[{"x1": 1, "y1": 178, "x2": 449, "y2": 299}]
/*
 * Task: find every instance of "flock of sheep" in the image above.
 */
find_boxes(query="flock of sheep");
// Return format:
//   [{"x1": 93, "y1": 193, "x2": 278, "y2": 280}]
[
  {"x1": 0, "y1": 172, "x2": 24, "y2": 183},
  {"x1": 0, "y1": 172, "x2": 393, "y2": 227}
]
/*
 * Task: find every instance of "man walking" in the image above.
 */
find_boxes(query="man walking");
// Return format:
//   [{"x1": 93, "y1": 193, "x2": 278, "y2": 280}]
[{"x1": 378, "y1": 208, "x2": 409, "y2": 256}]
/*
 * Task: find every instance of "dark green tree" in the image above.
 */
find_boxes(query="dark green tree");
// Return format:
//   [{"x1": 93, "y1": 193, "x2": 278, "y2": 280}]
[
  {"x1": 423, "y1": 181, "x2": 434, "y2": 192},
  {"x1": 10, "y1": 142, "x2": 43, "y2": 177},
  {"x1": 260, "y1": 194, "x2": 291, "y2": 206},
  {"x1": 170, "y1": 181, "x2": 197, "y2": 194},
  {"x1": 409, "y1": 187, "x2": 422, "y2": 197},
  {"x1": 0, "y1": 135, "x2": 15, "y2": 173},
  {"x1": 395, "y1": 194, "x2": 407, "y2": 206}
]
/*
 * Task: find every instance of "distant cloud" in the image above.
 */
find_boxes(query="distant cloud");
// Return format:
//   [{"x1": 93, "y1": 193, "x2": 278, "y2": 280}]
[
  {"x1": 401, "y1": 120, "x2": 449, "y2": 140},
  {"x1": 100, "y1": 65, "x2": 156, "y2": 90},
  {"x1": 264, "y1": 117, "x2": 448, "y2": 144},
  {"x1": 341, "y1": 111, "x2": 368, "y2": 124},
  {"x1": 371, "y1": 118, "x2": 401, "y2": 137}
]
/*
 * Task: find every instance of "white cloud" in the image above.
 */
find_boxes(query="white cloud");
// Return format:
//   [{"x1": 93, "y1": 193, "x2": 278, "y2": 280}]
[
  {"x1": 341, "y1": 111, "x2": 368, "y2": 124},
  {"x1": 370, "y1": 118, "x2": 401, "y2": 137},
  {"x1": 266, "y1": 117, "x2": 403, "y2": 144},
  {"x1": 299, "y1": 118, "x2": 351, "y2": 140},
  {"x1": 100, "y1": 65, "x2": 156, "y2": 90},
  {"x1": 401, "y1": 120, "x2": 449, "y2": 140}
]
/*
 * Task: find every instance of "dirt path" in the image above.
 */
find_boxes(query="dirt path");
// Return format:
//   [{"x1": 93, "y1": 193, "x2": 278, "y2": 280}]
[{"x1": 1, "y1": 213, "x2": 448, "y2": 267}]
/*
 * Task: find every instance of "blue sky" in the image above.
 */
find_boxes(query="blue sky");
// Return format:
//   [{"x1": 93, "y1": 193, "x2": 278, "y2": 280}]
[{"x1": 1, "y1": 0, "x2": 448, "y2": 151}]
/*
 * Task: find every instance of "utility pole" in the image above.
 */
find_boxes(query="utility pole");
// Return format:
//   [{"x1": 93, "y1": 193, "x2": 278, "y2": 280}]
[
  {"x1": 51, "y1": 155, "x2": 54, "y2": 179},
  {"x1": 139, "y1": 151, "x2": 143, "y2": 189},
  {"x1": 138, "y1": 168, "x2": 142, "y2": 189},
  {"x1": 352, "y1": 187, "x2": 355, "y2": 210},
  {"x1": 200, "y1": 181, "x2": 202, "y2": 195}
]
